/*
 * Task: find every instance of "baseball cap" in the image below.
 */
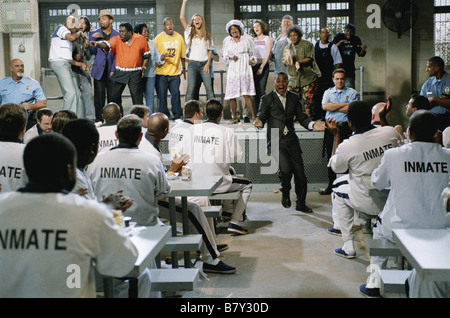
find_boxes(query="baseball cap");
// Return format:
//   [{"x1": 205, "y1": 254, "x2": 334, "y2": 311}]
[
  {"x1": 282, "y1": 15, "x2": 293, "y2": 22},
  {"x1": 99, "y1": 9, "x2": 114, "y2": 20}
]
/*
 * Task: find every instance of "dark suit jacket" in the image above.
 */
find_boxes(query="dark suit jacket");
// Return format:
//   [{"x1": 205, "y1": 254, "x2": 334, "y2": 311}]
[
  {"x1": 257, "y1": 90, "x2": 312, "y2": 152},
  {"x1": 89, "y1": 28, "x2": 119, "y2": 81}
]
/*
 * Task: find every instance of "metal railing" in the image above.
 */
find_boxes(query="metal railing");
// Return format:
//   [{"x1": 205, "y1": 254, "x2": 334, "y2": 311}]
[{"x1": 41, "y1": 66, "x2": 364, "y2": 102}]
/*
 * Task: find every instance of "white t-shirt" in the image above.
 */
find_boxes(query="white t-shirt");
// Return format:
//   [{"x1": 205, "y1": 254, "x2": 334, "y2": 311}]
[
  {"x1": 48, "y1": 25, "x2": 73, "y2": 62},
  {"x1": 0, "y1": 191, "x2": 138, "y2": 297},
  {"x1": 443, "y1": 126, "x2": 450, "y2": 148},
  {"x1": 0, "y1": 141, "x2": 28, "y2": 192},
  {"x1": 97, "y1": 125, "x2": 119, "y2": 153},
  {"x1": 184, "y1": 26, "x2": 214, "y2": 62},
  {"x1": 24, "y1": 125, "x2": 39, "y2": 143},
  {"x1": 328, "y1": 126, "x2": 403, "y2": 214},
  {"x1": 253, "y1": 36, "x2": 270, "y2": 60},
  {"x1": 372, "y1": 141, "x2": 450, "y2": 241},
  {"x1": 87, "y1": 147, "x2": 171, "y2": 226},
  {"x1": 182, "y1": 121, "x2": 243, "y2": 192}
]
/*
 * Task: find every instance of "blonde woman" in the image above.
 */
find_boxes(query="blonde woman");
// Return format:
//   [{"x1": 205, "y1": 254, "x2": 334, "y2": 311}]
[{"x1": 180, "y1": 0, "x2": 214, "y2": 103}]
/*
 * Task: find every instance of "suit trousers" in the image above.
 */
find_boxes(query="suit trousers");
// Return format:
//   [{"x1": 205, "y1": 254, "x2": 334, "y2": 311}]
[
  {"x1": 277, "y1": 133, "x2": 308, "y2": 205},
  {"x1": 93, "y1": 70, "x2": 114, "y2": 121}
]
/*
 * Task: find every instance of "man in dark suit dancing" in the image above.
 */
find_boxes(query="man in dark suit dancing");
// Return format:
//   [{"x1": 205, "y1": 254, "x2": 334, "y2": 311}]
[{"x1": 254, "y1": 72, "x2": 325, "y2": 212}]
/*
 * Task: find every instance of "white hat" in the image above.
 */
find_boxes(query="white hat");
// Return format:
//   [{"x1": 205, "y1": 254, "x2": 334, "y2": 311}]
[
  {"x1": 99, "y1": 9, "x2": 114, "y2": 19},
  {"x1": 226, "y1": 20, "x2": 244, "y2": 34}
]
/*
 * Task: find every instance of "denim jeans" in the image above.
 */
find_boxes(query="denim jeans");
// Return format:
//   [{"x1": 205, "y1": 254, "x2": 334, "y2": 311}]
[
  {"x1": 50, "y1": 60, "x2": 81, "y2": 114},
  {"x1": 156, "y1": 75, "x2": 183, "y2": 120},
  {"x1": 74, "y1": 68, "x2": 95, "y2": 120},
  {"x1": 252, "y1": 63, "x2": 270, "y2": 112},
  {"x1": 186, "y1": 60, "x2": 214, "y2": 102},
  {"x1": 143, "y1": 76, "x2": 156, "y2": 114}
]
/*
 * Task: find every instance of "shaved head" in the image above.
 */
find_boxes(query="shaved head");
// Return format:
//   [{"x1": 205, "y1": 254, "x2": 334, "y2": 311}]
[
  {"x1": 147, "y1": 112, "x2": 169, "y2": 139},
  {"x1": 102, "y1": 103, "x2": 121, "y2": 122}
]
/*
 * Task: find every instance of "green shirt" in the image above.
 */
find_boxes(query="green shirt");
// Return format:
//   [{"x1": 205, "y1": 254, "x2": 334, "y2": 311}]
[{"x1": 286, "y1": 39, "x2": 320, "y2": 88}]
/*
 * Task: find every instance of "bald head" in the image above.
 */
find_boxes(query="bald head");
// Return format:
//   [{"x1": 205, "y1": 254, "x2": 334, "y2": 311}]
[
  {"x1": 9, "y1": 59, "x2": 24, "y2": 80},
  {"x1": 147, "y1": 113, "x2": 170, "y2": 139},
  {"x1": 102, "y1": 103, "x2": 121, "y2": 123},
  {"x1": 371, "y1": 102, "x2": 386, "y2": 124}
]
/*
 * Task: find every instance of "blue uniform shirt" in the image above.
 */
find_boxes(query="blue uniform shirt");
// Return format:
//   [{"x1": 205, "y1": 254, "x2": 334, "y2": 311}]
[
  {"x1": 322, "y1": 86, "x2": 359, "y2": 122},
  {"x1": 420, "y1": 71, "x2": 450, "y2": 115},
  {"x1": 0, "y1": 76, "x2": 46, "y2": 105}
]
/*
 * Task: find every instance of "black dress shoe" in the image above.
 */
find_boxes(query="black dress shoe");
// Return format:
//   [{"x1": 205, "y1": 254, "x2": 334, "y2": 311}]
[
  {"x1": 281, "y1": 194, "x2": 291, "y2": 208},
  {"x1": 296, "y1": 204, "x2": 313, "y2": 213}
]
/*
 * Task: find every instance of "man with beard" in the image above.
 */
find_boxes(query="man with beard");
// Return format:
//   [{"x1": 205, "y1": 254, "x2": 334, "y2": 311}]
[{"x1": 89, "y1": 10, "x2": 118, "y2": 122}]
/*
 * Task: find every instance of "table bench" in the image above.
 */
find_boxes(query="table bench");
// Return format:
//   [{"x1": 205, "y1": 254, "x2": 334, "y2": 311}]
[
  {"x1": 379, "y1": 269, "x2": 412, "y2": 296},
  {"x1": 149, "y1": 268, "x2": 199, "y2": 292}
]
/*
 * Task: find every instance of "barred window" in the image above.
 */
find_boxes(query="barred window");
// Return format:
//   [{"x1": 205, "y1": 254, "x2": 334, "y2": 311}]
[
  {"x1": 434, "y1": 1, "x2": 450, "y2": 64},
  {"x1": 237, "y1": 0, "x2": 353, "y2": 41}
]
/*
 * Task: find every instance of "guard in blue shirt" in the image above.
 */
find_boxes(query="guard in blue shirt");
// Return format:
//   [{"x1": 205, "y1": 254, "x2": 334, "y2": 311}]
[
  {"x1": 320, "y1": 68, "x2": 358, "y2": 196},
  {"x1": 420, "y1": 56, "x2": 450, "y2": 131},
  {"x1": 0, "y1": 59, "x2": 47, "y2": 130}
]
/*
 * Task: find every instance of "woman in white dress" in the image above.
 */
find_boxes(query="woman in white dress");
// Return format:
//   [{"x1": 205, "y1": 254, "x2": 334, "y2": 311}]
[{"x1": 222, "y1": 20, "x2": 257, "y2": 124}]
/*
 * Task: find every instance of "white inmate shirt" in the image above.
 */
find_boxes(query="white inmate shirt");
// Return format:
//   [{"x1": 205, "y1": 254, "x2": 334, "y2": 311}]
[
  {"x1": 87, "y1": 147, "x2": 171, "y2": 226},
  {"x1": 0, "y1": 141, "x2": 28, "y2": 192},
  {"x1": 97, "y1": 124, "x2": 119, "y2": 153},
  {"x1": 372, "y1": 141, "x2": 450, "y2": 241},
  {"x1": 168, "y1": 120, "x2": 193, "y2": 158},
  {"x1": 329, "y1": 126, "x2": 403, "y2": 214},
  {"x1": 182, "y1": 121, "x2": 243, "y2": 191},
  {"x1": 0, "y1": 191, "x2": 138, "y2": 298}
]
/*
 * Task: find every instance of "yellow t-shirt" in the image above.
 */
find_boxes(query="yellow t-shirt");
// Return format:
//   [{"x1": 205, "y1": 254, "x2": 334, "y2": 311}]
[{"x1": 154, "y1": 31, "x2": 186, "y2": 76}]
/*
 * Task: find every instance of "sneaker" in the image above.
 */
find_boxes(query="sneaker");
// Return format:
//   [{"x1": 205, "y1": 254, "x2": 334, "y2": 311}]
[
  {"x1": 327, "y1": 227, "x2": 342, "y2": 236},
  {"x1": 228, "y1": 118, "x2": 240, "y2": 125},
  {"x1": 203, "y1": 260, "x2": 236, "y2": 274},
  {"x1": 359, "y1": 284, "x2": 381, "y2": 298},
  {"x1": 243, "y1": 116, "x2": 250, "y2": 123},
  {"x1": 227, "y1": 223, "x2": 249, "y2": 235},
  {"x1": 217, "y1": 244, "x2": 229, "y2": 252},
  {"x1": 334, "y1": 248, "x2": 356, "y2": 259}
]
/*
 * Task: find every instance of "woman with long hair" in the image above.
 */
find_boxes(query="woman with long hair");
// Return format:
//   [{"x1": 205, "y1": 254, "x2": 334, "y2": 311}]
[
  {"x1": 251, "y1": 20, "x2": 273, "y2": 113},
  {"x1": 180, "y1": 0, "x2": 215, "y2": 103},
  {"x1": 73, "y1": 16, "x2": 95, "y2": 121}
]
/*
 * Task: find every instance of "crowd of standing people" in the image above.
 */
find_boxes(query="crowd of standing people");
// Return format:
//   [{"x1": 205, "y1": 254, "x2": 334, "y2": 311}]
[{"x1": 0, "y1": 2, "x2": 449, "y2": 299}]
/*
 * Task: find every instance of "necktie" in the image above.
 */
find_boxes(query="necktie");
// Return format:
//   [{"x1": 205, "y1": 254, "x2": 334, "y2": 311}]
[{"x1": 281, "y1": 95, "x2": 289, "y2": 135}]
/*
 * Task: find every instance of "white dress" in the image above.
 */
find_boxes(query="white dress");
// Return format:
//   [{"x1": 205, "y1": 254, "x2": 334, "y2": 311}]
[{"x1": 222, "y1": 35, "x2": 256, "y2": 99}]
